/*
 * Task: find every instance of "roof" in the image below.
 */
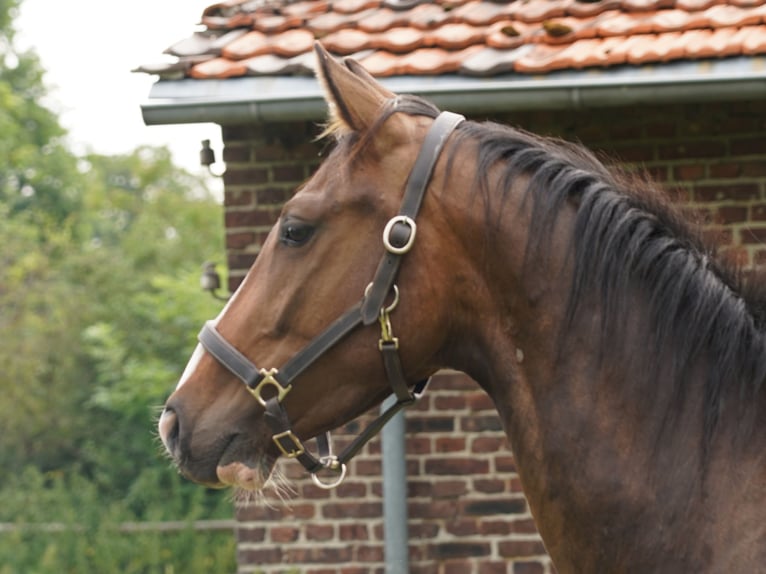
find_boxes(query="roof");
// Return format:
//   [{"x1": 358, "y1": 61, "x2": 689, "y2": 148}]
[
  {"x1": 137, "y1": 0, "x2": 766, "y2": 124},
  {"x1": 138, "y1": 0, "x2": 766, "y2": 78}
]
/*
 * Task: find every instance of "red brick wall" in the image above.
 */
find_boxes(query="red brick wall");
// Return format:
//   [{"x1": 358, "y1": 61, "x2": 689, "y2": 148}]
[
  {"x1": 221, "y1": 121, "x2": 323, "y2": 292},
  {"x1": 220, "y1": 99, "x2": 766, "y2": 574}
]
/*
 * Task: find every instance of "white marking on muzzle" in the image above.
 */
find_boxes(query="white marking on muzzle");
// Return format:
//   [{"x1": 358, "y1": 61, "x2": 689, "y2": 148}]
[{"x1": 176, "y1": 343, "x2": 205, "y2": 390}]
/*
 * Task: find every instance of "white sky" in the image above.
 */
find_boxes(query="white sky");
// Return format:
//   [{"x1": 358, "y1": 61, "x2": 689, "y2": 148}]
[{"x1": 16, "y1": 0, "x2": 223, "y2": 185}]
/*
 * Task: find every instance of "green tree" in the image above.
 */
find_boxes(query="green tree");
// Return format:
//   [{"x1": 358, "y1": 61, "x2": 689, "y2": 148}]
[
  {"x1": 0, "y1": 0, "x2": 230, "y2": 523},
  {"x1": 0, "y1": 147, "x2": 234, "y2": 568},
  {"x1": 0, "y1": 2, "x2": 236, "y2": 570},
  {"x1": 0, "y1": 146, "x2": 226, "y2": 492},
  {"x1": 0, "y1": 0, "x2": 81, "y2": 224}
]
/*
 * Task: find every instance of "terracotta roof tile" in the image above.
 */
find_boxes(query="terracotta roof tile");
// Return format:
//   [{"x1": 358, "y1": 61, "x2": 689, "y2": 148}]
[
  {"x1": 622, "y1": 0, "x2": 675, "y2": 12},
  {"x1": 253, "y1": 13, "x2": 305, "y2": 33},
  {"x1": 743, "y1": 24, "x2": 766, "y2": 52},
  {"x1": 652, "y1": 8, "x2": 700, "y2": 31},
  {"x1": 485, "y1": 21, "x2": 529, "y2": 50},
  {"x1": 429, "y1": 22, "x2": 486, "y2": 49},
  {"x1": 221, "y1": 30, "x2": 269, "y2": 59},
  {"x1": 541, "y1": 16, "x2": 601, "y2": 43},
  {"x1": 243, "y1": 52, "x2": 299, "y2": 74},
  {"x1": 450, "y1": 1, "x2": 513, "y2": 25},
  {"x1": 515, "y1": 42, "x2": 575, "y2": 73},
  {"x1": 272, "y1": 28, "x2": 317, "y2": 54},
  {"x1": 596, "y1": 11, "x2": 655, "y2": 36},
  {"x1": 601, "y1": 34, "x2": 648, "y2": 65},
  {"x1": 700, "y1": 27, "x2": 748, "y2": 57},
  {"x1": 136, "y1": 0, "x2": 766, "y2": 79},
  {"x1": 334, "y1": 0, "x2": 380, "y2": 13},
  {"x1": 627, "y1": 31, "x2": 685, "y2": 62},
  {"x1": 509, "y1": 0, "x2": 568, "y2": 24},
  {"x1": 357, "y1": 8, "x2": 408, "y2": 32},
  {"x1": 190, "y1": 56, "x2": 249, "y2": 78},
  {"x1": 570, "y1": 36, "x2": 626, "y2": 67},
  {"x1": 281, "y1": 0, "x2": 331, "y2": 17},
  {"x1": 166, "y1": 30, "x2": 249, "y2": 58},
  {"x1": 322, "y1": 27, "x2": 370, "y2": 52},
  {"x1": 357, "y1": 48, "x2": 400, "y2": 74},
  {"x1": 706, "y1": 3, "x2": 764, "y2": 26},
  {"x1": 407, "y1": 3, "x2": 452, "y2": 28},
  {"x1": 379, "y1": 25, "x2": 426, "y2": 51},
  {"x1": 201, "y1": 12, "x2": 254, "y2": 30},
  {"x1": 567, "y1": 0, "x2": 622, "y2": 18},
  {"x1": 309, "y1": 8, "x2": 378, "y2": 33},
  {"x1": 461, "y1": 45, "x2": 535, "y2": 75},
  {"x1": 675, "y1": 0, "x2": 718, "y2": 10}
]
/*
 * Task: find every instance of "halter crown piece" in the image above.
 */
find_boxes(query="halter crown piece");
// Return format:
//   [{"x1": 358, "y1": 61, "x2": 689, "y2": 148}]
[{"x1": 197, "y1": 110, "x2": 465, "y2": 489}]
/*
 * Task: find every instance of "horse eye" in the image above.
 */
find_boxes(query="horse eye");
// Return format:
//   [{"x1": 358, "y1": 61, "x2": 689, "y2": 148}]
[{"x1": 279, "y1": 220, "x2": 315, "y2": 247}]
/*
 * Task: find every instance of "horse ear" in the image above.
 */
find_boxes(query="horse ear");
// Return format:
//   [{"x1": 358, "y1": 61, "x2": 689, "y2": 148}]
[{"x1": 314, "y1": 42, "x2": 394, "y2": 137}]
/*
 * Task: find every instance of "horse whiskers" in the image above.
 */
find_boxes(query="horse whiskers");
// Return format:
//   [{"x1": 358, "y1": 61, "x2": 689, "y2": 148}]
[
  {"x1": 232, "y1": 460, "x2": 296, "y2": 508},
  {"x1": 151, "y1": 404, "x2": 181, "y2": 464},
  {"x1": 266, "y1": 463, "x2": 297, "y2": 503}
]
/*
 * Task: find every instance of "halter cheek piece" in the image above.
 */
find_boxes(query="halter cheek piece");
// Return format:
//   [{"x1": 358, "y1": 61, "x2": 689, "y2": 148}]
[{"x1": 197, "y1": 111, "x2": 465, "y2": 489}]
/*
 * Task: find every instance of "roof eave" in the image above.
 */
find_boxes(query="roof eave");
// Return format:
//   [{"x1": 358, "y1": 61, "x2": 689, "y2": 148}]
[{"x1": 141, "y1": 56, "x2": 766, "y2": 126}]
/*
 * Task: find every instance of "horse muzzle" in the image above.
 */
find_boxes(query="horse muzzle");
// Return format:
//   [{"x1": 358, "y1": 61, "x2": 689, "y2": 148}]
[{"x1": 158, "y1": 402, "x2": 277, "y2": 490}]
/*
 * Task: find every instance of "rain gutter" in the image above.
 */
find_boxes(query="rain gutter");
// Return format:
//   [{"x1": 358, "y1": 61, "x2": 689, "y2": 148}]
[{"x1": 141, "y1": 56, "x2": 766, "y2": 125}]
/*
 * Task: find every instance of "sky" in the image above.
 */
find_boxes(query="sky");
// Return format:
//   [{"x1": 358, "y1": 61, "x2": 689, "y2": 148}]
[{"x1": 16, "y1": 0, "x2": 223, "y2": 184}]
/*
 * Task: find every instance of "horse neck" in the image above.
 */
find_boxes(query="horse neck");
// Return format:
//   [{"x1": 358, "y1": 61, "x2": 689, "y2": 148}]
[{"x1": 433, "y1": 146, "x2": 766, "y2": 572}]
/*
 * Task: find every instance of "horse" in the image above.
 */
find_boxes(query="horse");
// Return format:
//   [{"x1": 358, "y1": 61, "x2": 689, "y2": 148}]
[{"x1": 158, "y1": 43, "x2": 766, "y2": 572}]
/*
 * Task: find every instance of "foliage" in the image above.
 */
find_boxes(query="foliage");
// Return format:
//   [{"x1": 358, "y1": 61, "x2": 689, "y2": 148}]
[
  {"x1": 0, "y1": 467, "x2": 236, "y2": 574},
  {"x1": 0, "y1": 2, "x2": 237, "y2": 570},
  {"x1": 0, "y1": 147, "x2": 227, "y2": 491},
  {"x1": 0, "y1": 0, "x2": 80, "y2": 224}
]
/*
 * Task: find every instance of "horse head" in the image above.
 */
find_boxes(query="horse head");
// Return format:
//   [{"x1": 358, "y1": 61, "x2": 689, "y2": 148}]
[{"x1": 158, "y1": 44, "x2": 472, "y2": 491}]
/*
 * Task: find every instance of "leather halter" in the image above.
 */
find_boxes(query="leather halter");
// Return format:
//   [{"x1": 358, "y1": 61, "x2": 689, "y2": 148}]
[{"x1": 197, "y1": 110, "x2": 464, "y2": 489}]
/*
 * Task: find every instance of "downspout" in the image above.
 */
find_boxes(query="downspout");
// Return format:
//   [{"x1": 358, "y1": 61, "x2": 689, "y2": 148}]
[{"x1": 380, "y1": 394, "x2": 409, "y2": 574}]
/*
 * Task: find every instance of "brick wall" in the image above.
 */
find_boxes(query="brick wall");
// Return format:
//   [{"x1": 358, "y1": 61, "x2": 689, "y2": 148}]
[
  {"x1": 221, "y1": 121, "x2": 323, "y2": 292},
  {"x1": 220, "y1": 99, "x2": 766, "y2": 573}
]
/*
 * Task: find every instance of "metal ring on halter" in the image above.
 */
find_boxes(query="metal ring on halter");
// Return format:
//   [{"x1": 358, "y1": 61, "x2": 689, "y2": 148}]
[
  {"x1": 311, "y1": 462, "x2": 348, "y2": 490},
  {"x1": 364, "y1": 283, "x2": 399, "y2": 314},
  {"x1": 383, "y1": 215, "x2": 417, "y2": 254}
]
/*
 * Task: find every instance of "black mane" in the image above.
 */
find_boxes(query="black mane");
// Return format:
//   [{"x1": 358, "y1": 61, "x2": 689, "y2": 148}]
[
  {"x1": 370, "y1": 95, "x2": 766, "y2": 445},
  {"x1": 466, "y1": 115, "x2": 766, "y2": 447}
]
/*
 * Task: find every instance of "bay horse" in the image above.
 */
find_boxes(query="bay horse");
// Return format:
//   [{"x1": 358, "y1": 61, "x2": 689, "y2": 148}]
[{"x1": 159, "y1": 43, "x2": 765, "y2": 572}]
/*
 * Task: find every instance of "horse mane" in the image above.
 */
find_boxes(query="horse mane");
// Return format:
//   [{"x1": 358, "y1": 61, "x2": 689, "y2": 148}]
[
  {"x1": 361, "y1": 94, "x2": 766, "y2": 447},
  {"x1": 469, "y1": 120, "x2": 766, "y2": 444}
]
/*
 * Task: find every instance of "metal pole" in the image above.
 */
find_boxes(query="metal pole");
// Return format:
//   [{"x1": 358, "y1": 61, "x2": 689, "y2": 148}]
[{"x1": 381, "y1": 394, "x2": 410, "y2": 574}]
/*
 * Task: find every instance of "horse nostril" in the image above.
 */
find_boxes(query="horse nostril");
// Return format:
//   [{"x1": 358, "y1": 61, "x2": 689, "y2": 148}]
[{"x1": 158, "y1": 407, "x2": 180, "y2": 456}]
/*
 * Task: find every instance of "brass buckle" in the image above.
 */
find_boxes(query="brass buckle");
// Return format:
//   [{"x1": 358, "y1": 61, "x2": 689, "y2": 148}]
[
  {"x1": 272, "y1": 430, "x2": 305, "y2": 458},
  {"x1": 249, "y1": 368, "x2": 291, "y2": 407}
]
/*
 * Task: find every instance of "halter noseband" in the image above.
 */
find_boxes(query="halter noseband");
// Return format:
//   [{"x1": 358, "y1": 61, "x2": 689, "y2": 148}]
[{"x1": 197, "y1": 110, "x2": 465, "y2": 489}]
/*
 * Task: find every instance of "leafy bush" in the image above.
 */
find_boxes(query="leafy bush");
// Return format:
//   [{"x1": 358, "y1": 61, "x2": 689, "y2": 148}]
[
  {"x1": 0, "y1": 467, "x2": 236, "y2": 574},
  {"x1": 0, "y1": 8, "x2": 239, "y2": 569}
]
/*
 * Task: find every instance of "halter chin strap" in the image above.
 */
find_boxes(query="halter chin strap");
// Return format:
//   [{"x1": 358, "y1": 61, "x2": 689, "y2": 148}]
[{"x1": 197, "y1": 110, "x2": 464, "y2": 488}]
